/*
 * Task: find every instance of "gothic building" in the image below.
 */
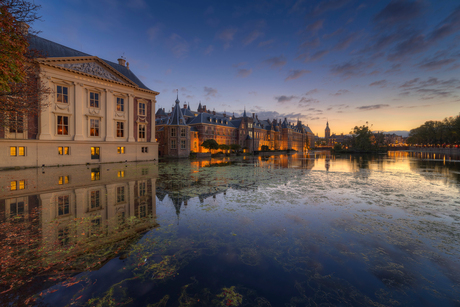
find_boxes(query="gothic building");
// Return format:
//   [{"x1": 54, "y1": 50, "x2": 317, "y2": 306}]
[{"x1": 155, "y1": 100, "x2": 315, "y2": 158}]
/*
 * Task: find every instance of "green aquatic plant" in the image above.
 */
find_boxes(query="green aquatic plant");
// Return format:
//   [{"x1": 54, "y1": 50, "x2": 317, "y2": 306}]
[{"x1": 216, "y1": 286, "x2": 243, "y2": 306}]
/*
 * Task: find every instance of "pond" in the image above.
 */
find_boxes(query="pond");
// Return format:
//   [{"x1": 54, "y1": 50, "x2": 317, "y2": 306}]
[{"x1": 1, "y1": 151, "x2": 459, "y2": 306}]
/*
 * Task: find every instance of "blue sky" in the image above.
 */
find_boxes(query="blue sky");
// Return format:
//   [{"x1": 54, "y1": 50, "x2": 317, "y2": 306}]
[{"x1": 33, "y1": 0, "x2": 460, "y2": 136}]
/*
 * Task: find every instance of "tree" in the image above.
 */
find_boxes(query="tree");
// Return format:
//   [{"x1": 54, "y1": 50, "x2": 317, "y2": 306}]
[
  {"x1": 218, "y1": 144, "x2": 229, "y2": 151},
  {"x1": 351, "y1": 125, "x2": 373, "y2": 151},
  {"x1": 201, "y1": 139, "x2": 219, "y2": 152},
  {"x1": 230, "y1": 144, "x2": 241, "y2": 152},
  {"x1": 0, "y1": 0, "x2": 50, "y2": 130}
]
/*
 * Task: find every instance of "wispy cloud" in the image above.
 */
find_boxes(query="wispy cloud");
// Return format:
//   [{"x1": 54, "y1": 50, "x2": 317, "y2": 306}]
[
  {"x1": 217, "y1": 27, "x2": 237, "y2": 49},
  {"x1": 243, "y1": 30, "x2": 263, "y2": 45},
  {"x1": 331, "y1": 89, "x2": 350, "y2": 96},
  {"x1": 167, "y1": 33, "x2": 189, "y2": 58},
  {"x1": 258, "y1": 39, "x2": 275, "y2": 48},
  {"x1": 204, "y1": 45, "x2": 214, "y2": 55},
  {"x1": 369, "y1": 80, "x2": 387, "y2": 87},
  {"x1": 263, "y1": 55, "x2": 287, "y2": 68},
  {"x1": 305, "y1": 89, "x2": 319, "y2": 95},
  {"x1": 147, "y1": 24, "x2": 161, "y2": 41},
  {"x1": 285, "y1": 69, "x2": 311, "y2": 81},
  {"x1": 275, "y1": 95, "x2": 298, "y2": 103},
  {"x1": 419, "y1": 58, "x2": 456, "y2": 71},
  {"x1": 356, "y1": 104, "x2": 390, "y2": 110},
  {"x1": 312, "y1": 0, "x2": 351, "y2": 16},
  {"x1": 237, "y1": 68, "x2": 253, "y2": 78},
  {"x1": 305, "y1": 19, "x2": 324, "y2": 34},
  {"x1": 204, "y1": 86, "x2": 218, "y2": 97}
]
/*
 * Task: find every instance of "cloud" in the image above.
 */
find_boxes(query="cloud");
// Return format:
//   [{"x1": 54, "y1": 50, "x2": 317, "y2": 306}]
[
  {"x1": 258, "y1": 39, "x2": 275, "y2": 48},
  {"x1": 384, "y1": 63, "x2": 401, "y2": 74},
  {"x1": 399, "y1": 78, "x2": 420, "y2": 88},
  {"x1": 310, "y1": 50, "x2": 329, "y2": 61},
  {"x1": 305, "y1": 89, "x2": 319, "y2": 95},
  {"x1": 237, "y1": 68, "x2": 253, "y2": 78},
  {"x1": 419, "y1": 58, "x2": 456, "y2": 71},
  {"x1": 374, "y1": 0, "x2": 424, "y2": 26},
  {"x1": 285, "y1": 69, "x2": 311, "y2": 81},
  {"x1": 299, "y1": 37, "x2": 320, "y2": 49},
  {"x1": 312, "y1": 0, "x2": 351, "y2": 16},
  {"x1": 263, "y1": 55, "x2": 287, "y2": 68},
  {"x1": 330, "y1": 60, "x2": 372, "y2": 78},
  {"x1": 204, "y1": 6, "x2": 214, "y2": 15},
  {"x1": 299, "y1": 97, "x2": 319, "y2": 106},
  {"x1": 323, "y1": 28, "x2": 344, "y2": 39},
  {"x1": 204, "y1": 45, "x2": 214, "y2": 55},
  {"x1": 275, "y1": 95, "x2": 298, "y2": 103},
  {"x1": 243, "y1": 30, "x2": 263, "y2": 45},
  {"x1": 429, "y1": 6, "x2": 460, "y2": 41},
  {"x1": 165, "y1": 69, "x2": 172, "y2": 75},
  {"x1": 126, "y1": 0, "x2": 147, "y2": 9},
  {"x1": 369, "y1": 80, "x2": 387, "y2": 87},
  {"x1": 333, "y1": 33, "x2": 358, "y2": 51},
  {"x1": 232, "y1": 62, "x2": 247, "y2": 68},
  {"x1": 305, "y1": 20, "x2": 324, "y2": 34},
  {"x1": 331, "y1": 89, "x2": 350, "y2": 96},
  {"x1": 356, "y1": 104, "x2": 390, "y2": 110},
  {"x1": 204, "y1": 86, "x2": 218, "y2": 97},
  {"x1": 147, "y1": 25, "x2": 161, "y2": 41},
  {"x1": 167, "y1": 33, "x2": 189, "y2": 58},
  {"x1": 217, "y1": 28, "x2": 237, "y2": 49},
  {"x1": 248, "y1": 91, "x2": 257, "y2": 96}
]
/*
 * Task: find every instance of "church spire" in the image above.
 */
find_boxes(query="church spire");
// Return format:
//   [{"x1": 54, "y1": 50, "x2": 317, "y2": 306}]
[{"x1": 243, "y1": 107, "x2": 247, "y2": 118}]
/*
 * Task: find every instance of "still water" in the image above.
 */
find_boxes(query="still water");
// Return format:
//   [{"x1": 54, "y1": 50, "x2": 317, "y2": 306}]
[{"x1": 1, "y1": 151, "x2": 459, "y2": 306}]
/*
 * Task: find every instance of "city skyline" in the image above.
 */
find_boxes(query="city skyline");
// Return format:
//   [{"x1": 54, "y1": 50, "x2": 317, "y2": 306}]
[{"x1": 32, "y1": 0, "x2": 460, "y2": 136}]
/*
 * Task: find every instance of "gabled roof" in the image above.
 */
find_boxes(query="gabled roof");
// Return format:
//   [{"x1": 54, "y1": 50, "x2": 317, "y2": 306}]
[
  {"x1": 181, "y1": 107, "x2": 195, "y2": 117},
  {"x1": 156, "y1": 108, "x2": 167, "y2": 117},
  {"x1": 29, "y1": 35, "x2": 154, "y2": 91}
]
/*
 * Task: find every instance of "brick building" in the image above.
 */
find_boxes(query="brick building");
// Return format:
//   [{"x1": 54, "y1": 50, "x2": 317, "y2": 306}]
[{"x1": 155, "y1": 100, "x2": 315, "y2": 158}]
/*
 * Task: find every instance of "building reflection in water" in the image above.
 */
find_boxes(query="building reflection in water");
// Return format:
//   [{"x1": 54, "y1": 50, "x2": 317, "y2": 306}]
[{"x1": 0, "y1": 162, "x2": 158, "y2": 300}]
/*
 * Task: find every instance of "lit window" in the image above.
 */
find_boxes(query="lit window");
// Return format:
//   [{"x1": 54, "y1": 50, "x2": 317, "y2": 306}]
[
  {"x1": 11, "y1": 181, "x2": 17, "y2": 191},
  {"x1": 57, "y1": 195, "x2": 70, "y2": 216},
  {"x1": 180, "y1": 128, "x2": 186, "y2": 137},
  {"x1": 58, "y1": 147, "x2": 70, "y2": 155},
  {"x1": 181, "y1": 140, "x2": 186, "y2": 149},
  {"x1": 116, "y1": 122, "x2": 124, "y2": 137},
  {"x1": 90, "y1": 119, "x2": 100, "y2": 136},
  {"x1": 56, "y1": 85, "x2": 68, "y2": 103},
  {"x1": 91, "y1": 147, "x2": 100, "y2": 159},
  {"x1": 171, "y1": 139, "x2": 176, "y2": 149},
  {"x1": 19, "y1": 180, "x2": 25, "y2": 190},
  {"x1": 117, "y1": 98, "x2": 124, "y2": 112},
  {"x1": 117, "y1": 146, "x2": 125, "y2": 154},
  {"x1": 89, "y1": 92, "x2": 99, "y2": 108},
  {"x1": 10, "y1": 147, "x2": 16, "y2": 156},
  {"x1": 58, "y1": 176, "x2": 69, "y2": 185},
  {"x1": 118, "y1": 171, "x2": 125, "y2": 178},
  {"x1": 91, "y1": 168, "x2": 100, "y2": 181},
  {"x1": 138, "y1": 102, "x2": 146, "y2": 116},
  {"x1": 171, "y1": 128, "x2": 176, "y2": 137},
  {"x1": 57, "y1": 116, "x2": 69, "y2": 135}
]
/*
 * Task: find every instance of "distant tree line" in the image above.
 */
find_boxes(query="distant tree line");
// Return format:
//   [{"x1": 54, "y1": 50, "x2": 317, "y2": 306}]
[{"x1": 406, "y1": 115, "x2": 460, "y2": 145}]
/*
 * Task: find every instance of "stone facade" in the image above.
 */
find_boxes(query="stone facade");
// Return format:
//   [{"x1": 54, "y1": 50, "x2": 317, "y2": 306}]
[{"x1": 0, "y1": 36, "x2": 159, "y2": 169}]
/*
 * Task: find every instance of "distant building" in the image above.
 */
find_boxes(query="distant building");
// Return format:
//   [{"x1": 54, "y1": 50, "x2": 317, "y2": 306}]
[
  {"x1": 0, "y1": 34, "x2": 159, "y2": 169},
  {"x1": 325, "y1": 121, "x2": 331, "y2": 142},
  {"x1": 155, "y1": 100, "x2": 315, "y2": 158}
]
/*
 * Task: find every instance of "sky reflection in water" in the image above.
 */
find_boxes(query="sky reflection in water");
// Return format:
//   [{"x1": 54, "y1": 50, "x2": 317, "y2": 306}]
[{"x1": 1, "y1": 151, "x2": 459, "y2": 306}]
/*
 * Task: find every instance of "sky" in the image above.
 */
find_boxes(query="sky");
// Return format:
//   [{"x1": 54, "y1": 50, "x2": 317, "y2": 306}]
[{"x1": 32, "y1": 0, "x2": 460, "y2": 136}]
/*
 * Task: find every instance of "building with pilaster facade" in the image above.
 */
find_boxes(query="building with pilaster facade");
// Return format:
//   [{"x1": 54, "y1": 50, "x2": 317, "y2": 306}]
[
  {"x1": 0, "y1": 35, "x2": 159, "y2": 169},
  {"x1": 156, "y1": 102, "x2": 315, "y2": 158}
]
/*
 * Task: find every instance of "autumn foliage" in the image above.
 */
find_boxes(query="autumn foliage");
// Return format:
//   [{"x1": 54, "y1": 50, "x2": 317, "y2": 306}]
[{"x1": 0, "y1": 1, "x2": 50, "y2": 129}]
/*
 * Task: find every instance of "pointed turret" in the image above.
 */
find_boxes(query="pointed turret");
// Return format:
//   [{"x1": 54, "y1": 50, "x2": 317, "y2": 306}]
[
  {"x1": 167, "y1": 96, "x2": 187, "y2": 125},
  {"x1": 243, "y1": 107, "x2": 247, "y2": 118}
]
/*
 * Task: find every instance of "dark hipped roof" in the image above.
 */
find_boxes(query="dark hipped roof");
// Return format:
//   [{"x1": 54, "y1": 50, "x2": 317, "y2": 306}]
[{"x1": 29, "y1": 35, "x2": 152, "y2": 91}]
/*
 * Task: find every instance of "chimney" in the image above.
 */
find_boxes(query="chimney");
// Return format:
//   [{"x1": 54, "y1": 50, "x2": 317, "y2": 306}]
[
  {"x1": 212, "y1": 110, "x2": 216, "y2": 115},
  {"x1": 183, "y1": 103, "x2": 187, "y2": 109},
  {"x1": 117, "y1": 57, "x2": 126, "y2": 66},
  {"x1": 252, "y1": 113, "x2": 255, "y2": 118}
]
